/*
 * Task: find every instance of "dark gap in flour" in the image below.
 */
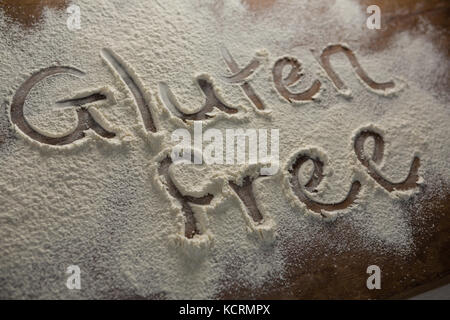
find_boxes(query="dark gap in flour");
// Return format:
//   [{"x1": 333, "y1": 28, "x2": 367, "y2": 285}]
[
  {"x1": 220, "y1": 57, "x2": 261, "y2": 84},
  {"x1": 354, "y1": 130, "x2": 420, "y2": 191},
  {"x1": 159, "y1": 78, "x2": 238, "y2": 122},
  {"x1": 56, "y1": 93, "x2": 107, "y2": 107},
  {"x1": 229, "y1": 176, "x2": 264, "y2": 223},
  {"x1": 319, "y1": 44, "x2": 395, "y2": 92},
  {"x1": 303, "y1": 158, "x2": 324, "y2": 192},
  {"x1": 101, "y1": 48, "x2": 157, "y2": 132},
  {"x1": 10, "y1": 66, "x2": 115, "y2": 145},
  {"x1": 220, "y1": 46, "x2": 265, "y2": 110},
  {"x1": 289, "y1": 155, "x2": 361, "y2": 216},
  {"x1": 272, "y1": 57, "x2": 321, "y2": 102},
  {"x1": 157, "y1": 156, "x2": 213, "y2": 238}
]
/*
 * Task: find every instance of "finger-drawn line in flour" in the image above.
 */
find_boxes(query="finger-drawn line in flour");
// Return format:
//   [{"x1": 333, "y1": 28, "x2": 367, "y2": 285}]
[
  {"x1": 158, "y1": 156, "x2": 214, "y2": 238},
  {"x1": 317, "y1": 44, "x2": 395, "y2": 94},
  {"x1": 289, "y1": 154, "x2": 361, "y2": 216},
  {"x1": 354, "y1": 130, "x2": 420, "y2": 191},
  {"x1": 220, "y1": 57, "x2": 261, "y2": 84},
  {"x1": 229, "y1": 176, "x2": 264, "y2": 223},
  {"x1": 158, "y1": 78, "x2": 238, "y2": 122},
  {"x1": 220, "y1": 46, "x2": 265, "y2": 110},
  {"x1": 272, "y1": 57, "x2": 321, "y2": 102},
  {"x1": 56, "y1": 93, "x2": 107, "y2": 107},
  {"x1": 101, "y1": 48, "x2": 157, "y2": 132},
  {"x1": 10, "y1": 66, "x2": 115, "y2": 145}
]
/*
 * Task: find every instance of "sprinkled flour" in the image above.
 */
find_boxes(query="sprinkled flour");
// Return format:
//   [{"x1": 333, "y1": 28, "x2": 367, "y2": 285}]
[{"x1": 0, "y1": 0, "x2": 449, "y2": 299}]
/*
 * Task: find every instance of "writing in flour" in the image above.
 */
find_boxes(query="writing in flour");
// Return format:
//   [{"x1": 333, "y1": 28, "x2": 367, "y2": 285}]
[
  {"x1": 7, "y1": 43, "x2": 420, "y2": 239},
  {"x1": 2, "y1": 0, "x2": 447, "y2": 300},
  {"x1": 10, "y1": 44, "x2": 399, "y2": 142}
]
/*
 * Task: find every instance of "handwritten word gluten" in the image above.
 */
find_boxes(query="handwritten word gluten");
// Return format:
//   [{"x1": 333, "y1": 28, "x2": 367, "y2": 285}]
[
  {"x1": 10, "y1": 44, "x2": 397, "y2": 144},
  {"x1": 8, "y1": 44, "x2": 419, "y2": 238}
]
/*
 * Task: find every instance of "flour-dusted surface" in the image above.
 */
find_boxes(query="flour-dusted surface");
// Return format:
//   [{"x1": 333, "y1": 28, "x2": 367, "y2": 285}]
[{"x1": 0, "y1": 0, "x2": 449, "y2": 299}]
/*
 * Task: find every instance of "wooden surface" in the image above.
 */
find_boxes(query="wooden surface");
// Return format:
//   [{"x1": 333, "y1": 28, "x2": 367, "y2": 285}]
[{"x1": 0, "y1": 0, "x2": 449, "y2": 300}]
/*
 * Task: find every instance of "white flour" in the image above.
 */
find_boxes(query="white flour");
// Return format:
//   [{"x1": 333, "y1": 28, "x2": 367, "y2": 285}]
[{"x1": 0, "y1": 0, "x2": 449, "y2": 299}]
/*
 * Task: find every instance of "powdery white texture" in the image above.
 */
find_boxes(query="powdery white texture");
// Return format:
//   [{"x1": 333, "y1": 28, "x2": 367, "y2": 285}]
[{"x1": 0, "y1": 0, "x2": 449, "y2": 299}]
